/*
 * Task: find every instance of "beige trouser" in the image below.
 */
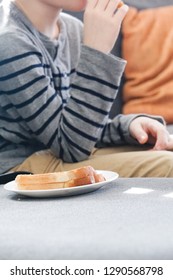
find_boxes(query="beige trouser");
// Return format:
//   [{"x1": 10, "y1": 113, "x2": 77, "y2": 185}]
[{"x1": 11, "y1": 145, "x2": 173, "y2": 177}]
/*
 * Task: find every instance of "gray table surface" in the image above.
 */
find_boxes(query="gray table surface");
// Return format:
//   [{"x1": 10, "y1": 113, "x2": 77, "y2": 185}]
[{"x1": 0, "y1": 178, "x2": 173, "y2": 260}]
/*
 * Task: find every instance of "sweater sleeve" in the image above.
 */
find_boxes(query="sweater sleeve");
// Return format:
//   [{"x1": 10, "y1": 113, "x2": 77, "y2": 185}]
[
  {"x1": 62, "y1": 45, "x2": 127, "y2": 161},
  {"x1": 0, "y1": 32, "x2": 126, "y2": 162}
]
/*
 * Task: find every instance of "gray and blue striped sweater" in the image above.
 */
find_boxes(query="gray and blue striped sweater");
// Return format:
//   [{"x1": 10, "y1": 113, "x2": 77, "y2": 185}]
[{"x1": 0, "y1": 2, "x2": 149, "y2": 173}]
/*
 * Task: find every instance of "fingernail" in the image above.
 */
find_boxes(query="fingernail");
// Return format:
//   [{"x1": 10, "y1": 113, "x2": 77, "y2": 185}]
[
  {"x1": 123, "y1": 4, "x2": 129, "y2": 12},
  {"x1": 140, "y1": 135, "x2": 147, "y2": 143}
]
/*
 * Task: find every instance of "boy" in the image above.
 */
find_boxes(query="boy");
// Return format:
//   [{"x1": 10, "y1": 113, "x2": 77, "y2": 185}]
[{"x1": 0, "y1": 0, "x2": 173, "y2": 177}]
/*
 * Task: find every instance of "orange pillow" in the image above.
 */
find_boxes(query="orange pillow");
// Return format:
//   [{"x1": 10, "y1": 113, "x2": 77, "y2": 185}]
[{"x1": 122, "y1": 6, "x2": 173, "y2": 124}]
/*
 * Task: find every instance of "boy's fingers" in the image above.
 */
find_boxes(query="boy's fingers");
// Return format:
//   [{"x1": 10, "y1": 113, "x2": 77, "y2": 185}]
[
  {"x1": 117, "y1": 1, "x2": 124, "y2": 8},
  {"x1": 87, "y1": 0, "x2": 125, "y2": 12},
  {"x1": 130, "y1": 123, "x2": 148, "y2": 144},
  {"x1": 96, "y1": 0, "x2": 110, "y2": 11},
  {"x1": 96, "y1": 0, "x2": 128, "y2": 15},
  {"x1": 152, "y1": 127, "x2": 169, "y2": 150},
  {"x1": 106, "y1": 0, "x2": 123, "y2": 16},
  {"x1": 114, "y1": 4, "x2": 129, "y2": 20},
  {"x1": 86, "y1": 0, "x2": 98, "y2": 9}
]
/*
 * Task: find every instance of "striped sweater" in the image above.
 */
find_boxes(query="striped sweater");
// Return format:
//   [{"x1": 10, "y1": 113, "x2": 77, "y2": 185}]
[{"x1": 0, "y1": 2, "x2": 158, "y2": 173}]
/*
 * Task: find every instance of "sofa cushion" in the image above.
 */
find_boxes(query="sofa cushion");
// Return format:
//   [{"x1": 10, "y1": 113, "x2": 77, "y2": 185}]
[
  {"x1": 112, "y1": 0, "x2": 173, "y2": 58},
  {"x1": 121, "y1": 6, "x2": 173, "y2": 124},
  {"x1": 110, "y1": 0, "x2": 173, "y2": 118}
]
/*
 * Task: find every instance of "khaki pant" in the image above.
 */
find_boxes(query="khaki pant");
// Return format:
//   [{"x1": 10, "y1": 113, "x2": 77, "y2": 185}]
[{"x1": 11, "y1": 145, "x2": 173, "y2": 177}]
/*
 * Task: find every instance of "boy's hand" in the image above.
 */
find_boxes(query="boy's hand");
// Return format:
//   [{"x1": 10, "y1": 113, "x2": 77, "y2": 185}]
[
  {"x1": 83, "y1": 0, "x2": 129, "y2": 54},
  {"x1": 129, "y1": 117, "x2": 173, "y2": 151}
]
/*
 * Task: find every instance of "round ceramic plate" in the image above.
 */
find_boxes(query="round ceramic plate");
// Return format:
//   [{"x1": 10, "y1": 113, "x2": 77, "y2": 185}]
[{"x1": 4, "y1": 170, "x2": 119, "y2": 198}]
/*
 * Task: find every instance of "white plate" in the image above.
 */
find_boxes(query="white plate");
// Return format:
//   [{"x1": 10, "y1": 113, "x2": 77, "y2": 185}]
[{"x1": 4, "y1": 170, "x2": 119, "y2": 198}]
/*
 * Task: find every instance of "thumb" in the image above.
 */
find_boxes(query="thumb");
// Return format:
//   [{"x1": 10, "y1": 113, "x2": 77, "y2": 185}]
[
  {"x1": 130, "y1": 122, "x2": 148, "y2": 144},
  {"x1": 137, "y1": 132, "x2": 148, "y2": 144}
]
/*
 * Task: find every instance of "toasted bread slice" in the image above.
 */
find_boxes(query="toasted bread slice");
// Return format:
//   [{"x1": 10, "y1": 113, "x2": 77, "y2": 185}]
[
  {"x1": 15, "y1": 166, "x2": 94, "y2": 185},
  {"x1": 15, "y1": 166, "x2": 105, "y2": 190},
  {"x1": 17, "y1": 174, "x2": 96, "y2": 190}
]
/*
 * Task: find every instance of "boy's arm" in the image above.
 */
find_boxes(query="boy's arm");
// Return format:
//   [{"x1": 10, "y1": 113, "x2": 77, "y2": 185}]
[{"x1": 0, "y1": 33, "x2": 126, "y2": 163}]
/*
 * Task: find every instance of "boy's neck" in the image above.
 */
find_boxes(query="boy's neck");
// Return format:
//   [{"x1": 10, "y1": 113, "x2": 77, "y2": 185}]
[{"x1": 14, "y1": 0, "x2": 61, "y2": 39}]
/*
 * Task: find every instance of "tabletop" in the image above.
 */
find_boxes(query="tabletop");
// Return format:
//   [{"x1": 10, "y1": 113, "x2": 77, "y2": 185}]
[{"x1": 1, "y1": 177, "x2": 173, "y2": 260}]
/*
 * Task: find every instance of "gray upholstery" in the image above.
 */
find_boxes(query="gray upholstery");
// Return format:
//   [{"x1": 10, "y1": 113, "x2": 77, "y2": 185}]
[
  {"x1": 124, "y1": 0, "x2": 173, "y2": 9},
  {"x1": 1, "y1": 178, "x2": 173, "y2": 260}
]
